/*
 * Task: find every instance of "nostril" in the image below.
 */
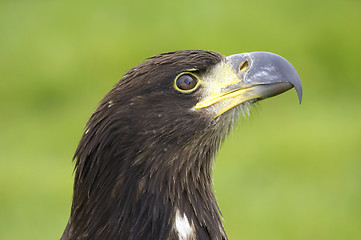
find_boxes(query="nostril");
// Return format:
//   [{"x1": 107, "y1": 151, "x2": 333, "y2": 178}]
[{"x1": 239, "y1": 61, "x2": 249, "y2": 72}]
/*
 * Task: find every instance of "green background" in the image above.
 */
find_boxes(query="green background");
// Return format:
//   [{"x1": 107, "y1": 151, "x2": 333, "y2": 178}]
[{"x1": 1, "y1": 0, "x2": 360, "y2": 239}]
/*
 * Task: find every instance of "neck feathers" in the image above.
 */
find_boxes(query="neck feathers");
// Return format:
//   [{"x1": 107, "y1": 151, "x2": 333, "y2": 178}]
[
  {"x1": 62, "y1": 98, "x2": 229, "y2": 240},
  {"x1": 62, "y1": 93, "x2": 231, "y2": 240}
]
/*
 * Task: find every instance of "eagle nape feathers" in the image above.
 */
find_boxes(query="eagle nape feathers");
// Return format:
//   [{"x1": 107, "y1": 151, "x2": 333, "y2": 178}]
[{"x1": 61, "y1": 50, "x2": 302, "y2": 240}]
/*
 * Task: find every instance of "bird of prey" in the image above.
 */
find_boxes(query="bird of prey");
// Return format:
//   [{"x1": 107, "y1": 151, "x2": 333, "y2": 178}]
[{"x1": 61, "y1": 50, "x2": 302, "y2": 240}]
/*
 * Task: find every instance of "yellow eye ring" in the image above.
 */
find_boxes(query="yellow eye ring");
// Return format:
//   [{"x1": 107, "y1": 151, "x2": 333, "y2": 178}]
[{"x1": 174, "y1": 72, "x2": 200, "y2": 93}]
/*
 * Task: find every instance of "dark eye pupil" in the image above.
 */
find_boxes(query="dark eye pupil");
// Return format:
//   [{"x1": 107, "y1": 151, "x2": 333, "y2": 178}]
[{"x1": 176, "y1": 74, "x2": 197, "y2": 90}]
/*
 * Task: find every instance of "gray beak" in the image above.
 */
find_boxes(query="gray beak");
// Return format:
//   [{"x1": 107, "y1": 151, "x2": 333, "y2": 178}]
[{"x1": 227, "y1": 52, "x2": 303, "y2": 103}]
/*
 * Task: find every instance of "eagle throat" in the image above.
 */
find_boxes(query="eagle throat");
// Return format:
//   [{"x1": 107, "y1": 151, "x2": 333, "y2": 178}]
[{"x1": 62, "y1": 99, "x2": 234, "y2": 240}]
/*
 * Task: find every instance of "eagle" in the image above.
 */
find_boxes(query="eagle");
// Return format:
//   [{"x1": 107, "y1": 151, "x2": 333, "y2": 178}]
[{"x1": 61, "y1": 50, "x2": 302, "y2": 240}]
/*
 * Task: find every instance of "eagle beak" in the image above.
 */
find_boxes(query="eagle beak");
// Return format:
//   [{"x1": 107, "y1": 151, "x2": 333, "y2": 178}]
[{"x1": 194, "y1": 52, "x2": 302, "y2": 117}]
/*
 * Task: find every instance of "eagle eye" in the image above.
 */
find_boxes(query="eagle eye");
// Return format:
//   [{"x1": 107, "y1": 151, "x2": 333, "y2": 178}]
[{"x1": 174, "y1": 73, "x2": 200, "y2": 93}]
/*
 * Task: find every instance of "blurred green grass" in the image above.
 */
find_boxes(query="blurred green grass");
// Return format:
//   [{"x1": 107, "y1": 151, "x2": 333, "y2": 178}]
[{"x1": 1, "y1": 0, "x2": 360, "y2": 239}]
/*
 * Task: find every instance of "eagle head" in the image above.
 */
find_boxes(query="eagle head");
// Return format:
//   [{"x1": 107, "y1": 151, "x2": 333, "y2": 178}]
[{"x1": 62, "y1": 50, "x2": 302, "y2": 240}]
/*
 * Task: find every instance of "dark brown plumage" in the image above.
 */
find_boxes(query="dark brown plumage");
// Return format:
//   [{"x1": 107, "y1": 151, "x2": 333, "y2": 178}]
[{"x1": 61, "y1": 50, "x2": 302, "y2": 240}]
